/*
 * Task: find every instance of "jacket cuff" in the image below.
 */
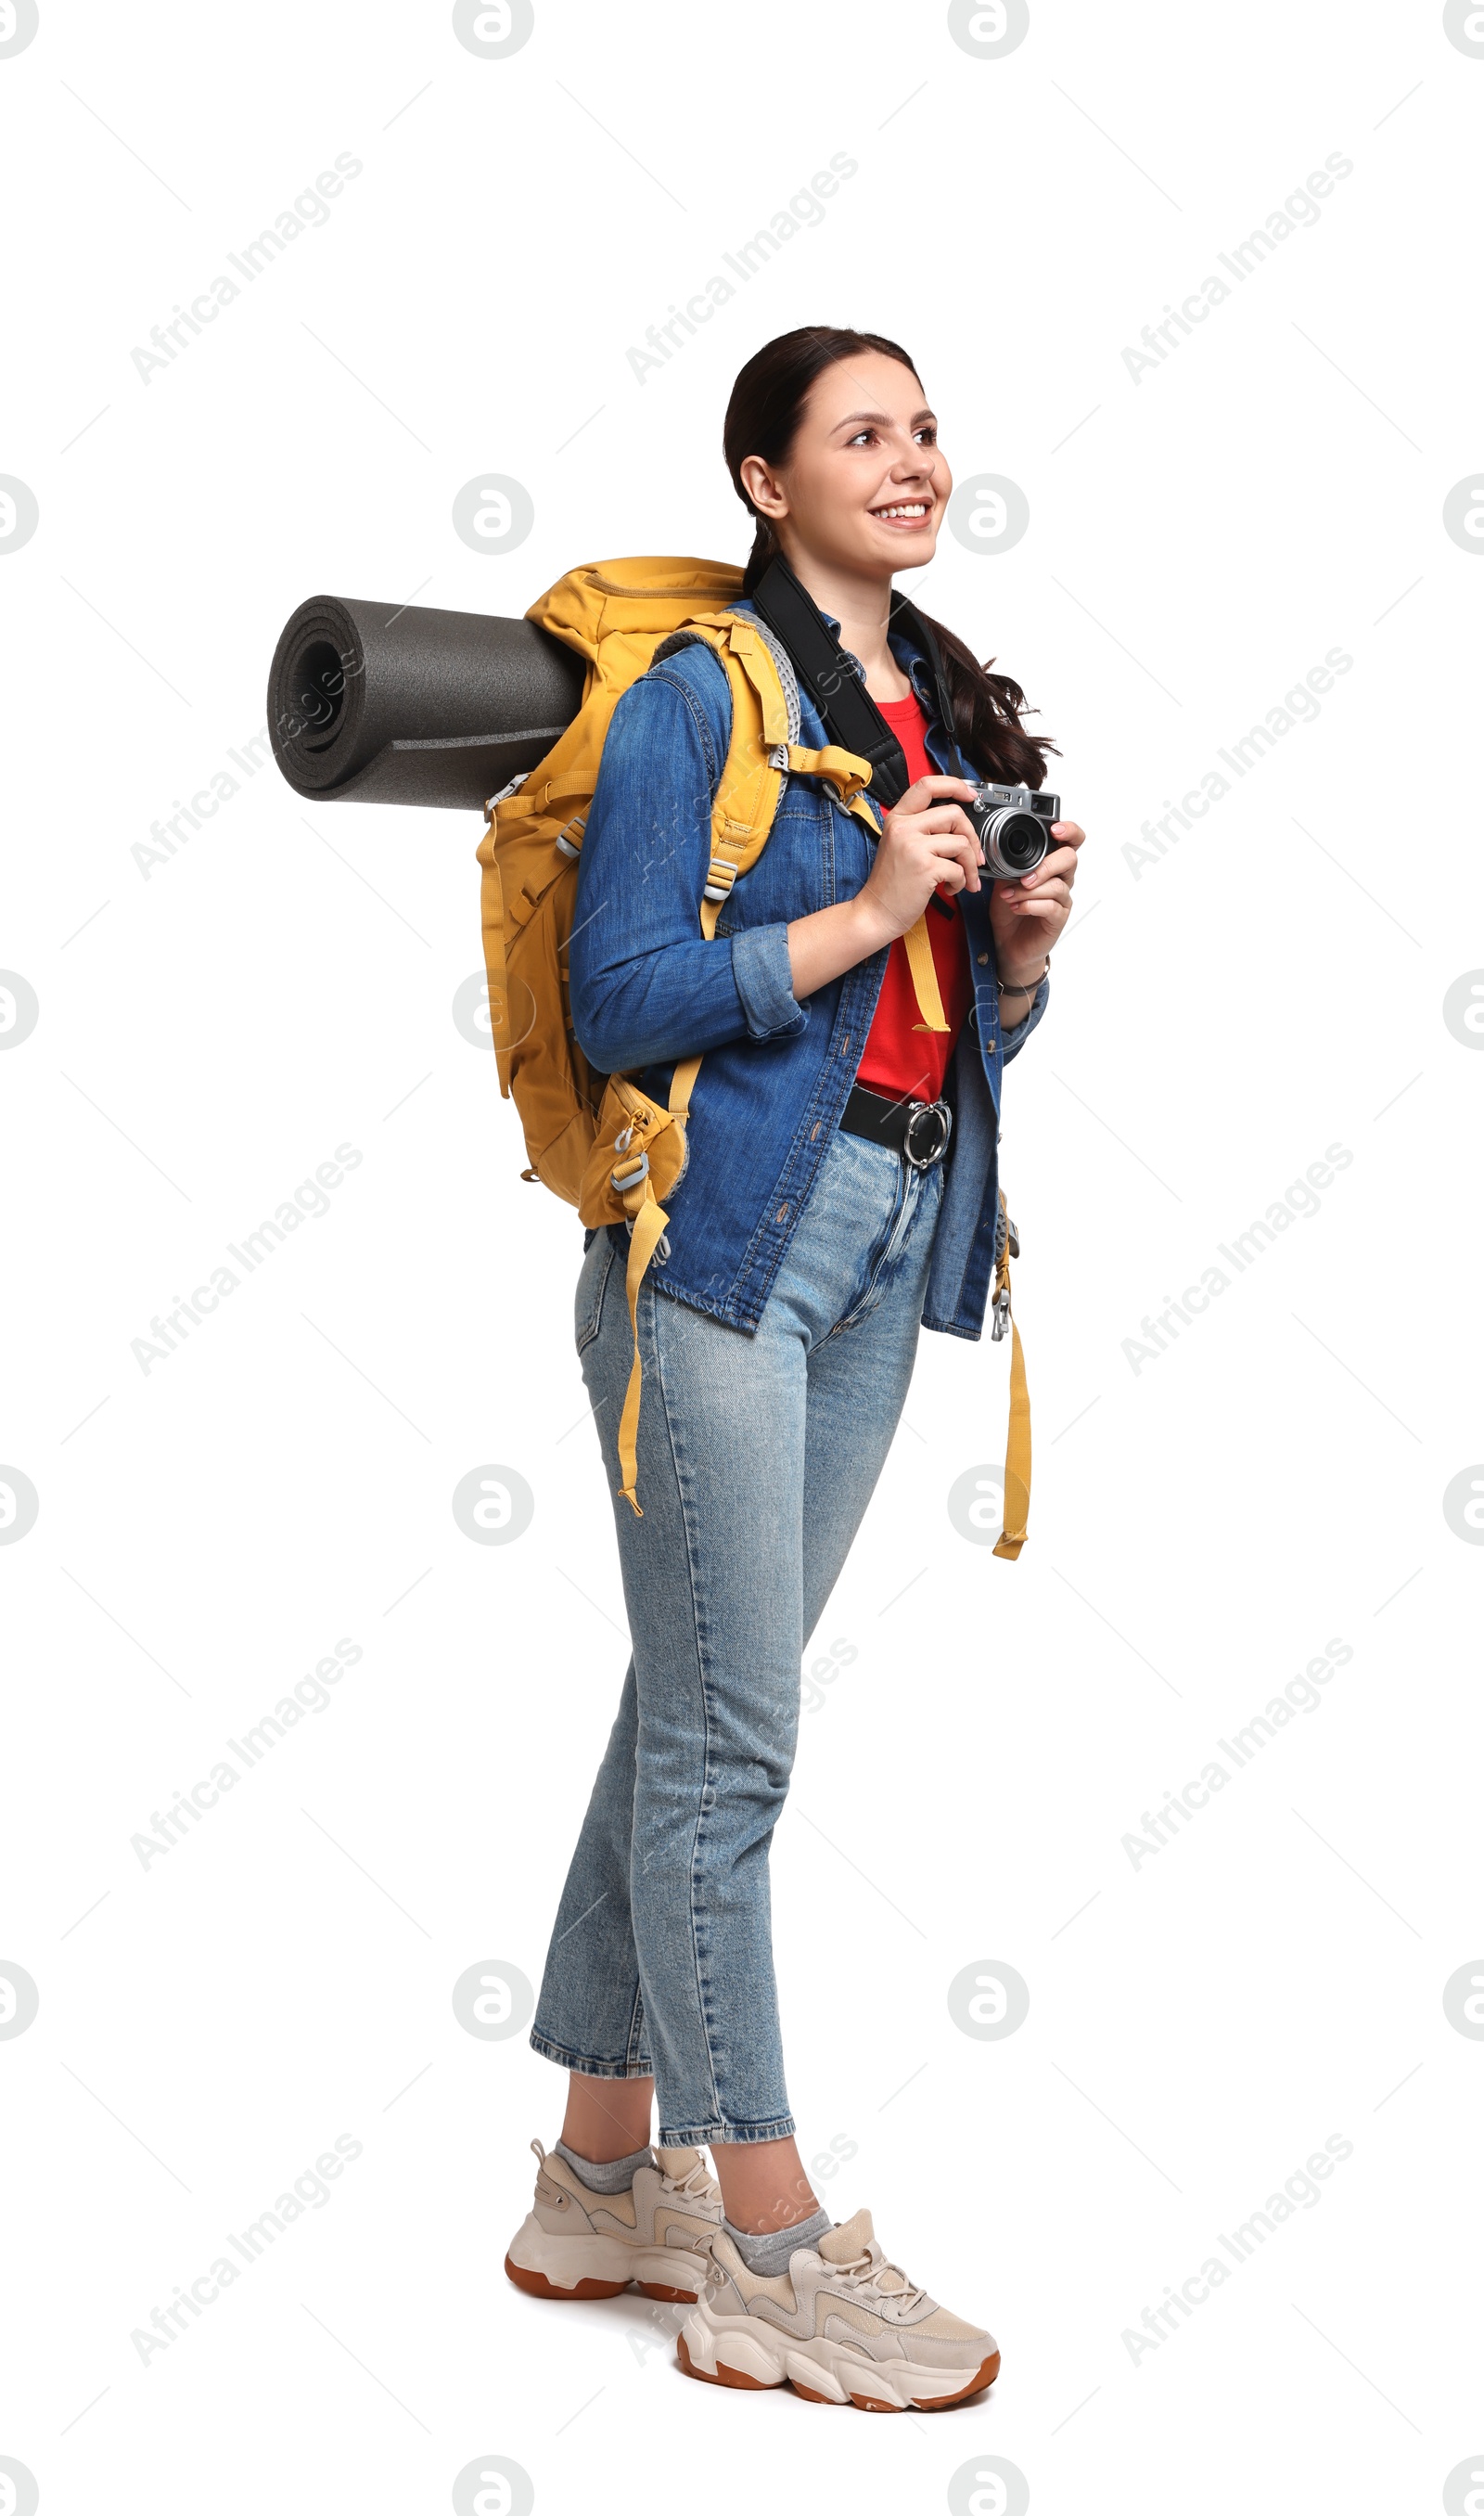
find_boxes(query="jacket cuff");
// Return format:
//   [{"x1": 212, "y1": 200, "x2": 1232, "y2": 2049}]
[
  {"x1": 1001, "y1": 970, "x2": 1050, "y2": 1063},
  {"x1": 731, "y1": 922, "x2": 808, "y2": 1041}
]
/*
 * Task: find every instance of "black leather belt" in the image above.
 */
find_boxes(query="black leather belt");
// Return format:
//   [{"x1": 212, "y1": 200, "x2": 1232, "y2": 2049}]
[{"x1": 839, "y1": 1083, "x2": 953, "y2": 1170}]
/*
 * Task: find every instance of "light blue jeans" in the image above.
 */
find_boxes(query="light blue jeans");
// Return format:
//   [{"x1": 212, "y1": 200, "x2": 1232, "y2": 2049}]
[{"x1": 531, "y1": 1126, "x2": 944, "y2": 2146}]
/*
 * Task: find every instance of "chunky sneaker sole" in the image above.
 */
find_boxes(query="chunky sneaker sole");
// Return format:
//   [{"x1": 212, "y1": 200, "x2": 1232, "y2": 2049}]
[
  {"x1": 505, "y1": 2227, "x2": 706, "y2": 2304},
  {"x1": 675, "y1": 2311, "x2": 999, "y2": 2409},
  {"x1": 675, "y1": 2205, "x2": 1000, "y2": 2411},
  {"x1": 504, "y1": 2138, "x2": 721, "y2": 2304}
]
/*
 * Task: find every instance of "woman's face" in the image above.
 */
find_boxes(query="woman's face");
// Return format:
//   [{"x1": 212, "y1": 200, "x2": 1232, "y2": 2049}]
[{"x1": 740, "y1": 351, "x2": 953, "y2": 581}]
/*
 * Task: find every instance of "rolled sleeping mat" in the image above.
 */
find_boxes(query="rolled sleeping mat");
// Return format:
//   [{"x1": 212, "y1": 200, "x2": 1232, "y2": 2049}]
[{"x1": 267, "y1": 594, "x2": 587, "y2": 811}]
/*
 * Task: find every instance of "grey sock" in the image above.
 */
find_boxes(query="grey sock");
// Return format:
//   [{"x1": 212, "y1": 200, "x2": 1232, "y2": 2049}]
[
  {"x1": 723, "y1": 2207, "x2": 831, "y2": 2277},
  {"x1": 553, "y1": 2137, "x2": 654, "y2": 2194}
]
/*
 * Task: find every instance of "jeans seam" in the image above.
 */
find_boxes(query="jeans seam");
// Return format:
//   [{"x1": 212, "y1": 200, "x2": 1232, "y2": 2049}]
[
  {"x1": 647, "y1": 1280, "x2": 725, "y2": 2134},
  {"x1": 625, "y1": 1979, "x2": 646, "y2": 2073},
  {"x1": 658, "y1": 2113, "x2": 799, "y2": 2147},
  {"x1": 530, "y1": 2029, "x2": 653, "y2": 2078},
  {"x1": 576, "y1": 1234, "x2": 618, "y2": 1354}
]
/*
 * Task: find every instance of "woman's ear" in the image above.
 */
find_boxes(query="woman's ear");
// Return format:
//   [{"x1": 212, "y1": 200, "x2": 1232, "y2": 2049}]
[{"x1": 739, "y1": 454, "x2": 788, "y2": 522}]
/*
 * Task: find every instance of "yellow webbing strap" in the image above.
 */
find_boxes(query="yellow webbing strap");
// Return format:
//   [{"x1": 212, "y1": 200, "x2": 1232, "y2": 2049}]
[
  {"x1": 991, "y1": 1200, "x2": 1031, "y2": 1560},
  {"x1": 901, "y1": 913, "x2": 950, "y2": 1033},
  {"x1": 614, "y1": 1189, "x2": 671, "y2": 1514},
  {"x1": 611, "y1": 1042, "x2": 702, "y2": 1516},
  {"x1": 481, "y1": 855, "x2": 512, "y2": 1085},
  {"x1": 785, "y1": 741, "x2": 871, "y2": 802},
  {"x1": 993, "y1": 1318, "x2": 1031, "y2": 1560},
  {"x1": 719, "y1": 619, "x2": 792, "y2": 751}
]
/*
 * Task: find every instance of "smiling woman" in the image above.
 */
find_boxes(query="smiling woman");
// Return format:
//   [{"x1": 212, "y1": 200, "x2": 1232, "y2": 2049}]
[{"x1": 505, "y1": 326, "x2": 1089, "y2": 2414}]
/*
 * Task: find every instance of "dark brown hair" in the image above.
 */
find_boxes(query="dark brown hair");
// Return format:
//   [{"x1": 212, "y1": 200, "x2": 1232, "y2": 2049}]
[{"x1": 723, "y1": 326, "x2": 1056, "y2": 789}]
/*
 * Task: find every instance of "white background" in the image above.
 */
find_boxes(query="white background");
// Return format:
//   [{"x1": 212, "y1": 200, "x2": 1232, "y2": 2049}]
[{"x1": 3, "y1": 3, "x2": 1481, "y2": 2510}]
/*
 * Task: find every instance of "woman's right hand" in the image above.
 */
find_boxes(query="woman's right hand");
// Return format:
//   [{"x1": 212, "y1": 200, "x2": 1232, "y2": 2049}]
[
  {"x1": 854, "y1": 775, "x2": 985, "y2": 948},
  {"x1": 785, "y1": 776, "x2": 987, "y2": 1002}
]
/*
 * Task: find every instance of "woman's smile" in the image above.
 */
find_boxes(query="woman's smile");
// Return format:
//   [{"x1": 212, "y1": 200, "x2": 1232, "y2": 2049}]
[{"x1": 868, "y1": 495, "x2": 936, "y2": 532}]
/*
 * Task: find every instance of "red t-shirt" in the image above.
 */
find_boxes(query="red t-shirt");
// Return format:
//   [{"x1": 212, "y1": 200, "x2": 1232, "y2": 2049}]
[{"x1": 854, "y1": 692, "x2": 972, "y2": 1103}]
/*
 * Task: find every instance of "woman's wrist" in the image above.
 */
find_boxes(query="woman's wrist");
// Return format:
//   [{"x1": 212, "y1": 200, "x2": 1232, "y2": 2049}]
[
  {"x1": 996, "y1": 952, "x2": 1050, "y2": 1000},
  {"x1": 843, "y1": 889, "x2": 899, "y2": 959},
  {"x1": 786, "y1": 893, "x2": 894, "y2": 1000}
]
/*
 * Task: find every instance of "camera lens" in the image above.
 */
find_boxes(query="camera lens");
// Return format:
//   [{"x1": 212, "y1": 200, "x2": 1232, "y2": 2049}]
[{"x1": 995, "y1": 811, "x2": 1046, "y2": 872}]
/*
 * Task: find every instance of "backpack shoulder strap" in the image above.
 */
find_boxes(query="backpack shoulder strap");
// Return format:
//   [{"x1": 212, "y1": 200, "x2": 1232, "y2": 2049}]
[{"x1": 748, "y1": 555, "x2": 913, "y2": 806}]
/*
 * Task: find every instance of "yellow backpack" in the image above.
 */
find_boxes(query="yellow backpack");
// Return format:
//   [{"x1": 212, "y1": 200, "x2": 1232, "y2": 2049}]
[{"x1": 475, "y1": 556, "x2": 1029, "y2": 1554}]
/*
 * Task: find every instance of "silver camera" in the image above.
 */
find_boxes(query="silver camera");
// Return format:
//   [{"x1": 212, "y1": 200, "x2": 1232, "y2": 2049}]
[{"x1": 966, "y1": 783, "x2": 1060, "y2": 881}]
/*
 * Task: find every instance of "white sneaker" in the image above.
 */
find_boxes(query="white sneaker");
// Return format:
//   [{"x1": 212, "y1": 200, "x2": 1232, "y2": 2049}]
[
  {"x1": 677, "y1": 2207, "x2": 1001, "y2": 2411},
  {"x1": 505, "y1": 2138, "x2": 723, "y2": 2303}
]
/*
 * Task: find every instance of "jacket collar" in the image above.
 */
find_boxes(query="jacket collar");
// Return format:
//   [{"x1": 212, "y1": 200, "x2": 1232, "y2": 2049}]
[{"x1": 819, "y1": 609, "x2": 941, "y2": 715}]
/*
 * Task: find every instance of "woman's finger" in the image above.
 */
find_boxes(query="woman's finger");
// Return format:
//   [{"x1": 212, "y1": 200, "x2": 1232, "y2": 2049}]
[
  {"x1": 1002, "y1": 870, "x2": 1070, "y2": 897},
  {"x1": 928, "y1": 841, "x2": 983, "y2": 884},
  {"x1": 1000, "y1": 890, "x2": 1068, "y2": 919},
  {"x1": 1020, "y1": 843, "x2": 1079, "y2": 889},
  {"x1": 895, "y1": 775, "x2": 979, "y2": 812},
  {"x1": 892, "y1": 804, "x2": 979, "y2": 841},
  {"x1": 915, "y1": 848, "x2": 975, "y2": 897},
  {"x1": 999, "y1": 872, "x2": 1070, "y2": 904}
]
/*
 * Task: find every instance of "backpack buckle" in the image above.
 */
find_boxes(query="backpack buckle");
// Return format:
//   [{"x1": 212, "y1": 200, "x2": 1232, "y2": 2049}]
[
  {"x1": 991, "y1": 1284, "x2": 1011, "y2": 1342},
  {"x1": 483, "y1": 773, "x2": 528, "y2": 824}
]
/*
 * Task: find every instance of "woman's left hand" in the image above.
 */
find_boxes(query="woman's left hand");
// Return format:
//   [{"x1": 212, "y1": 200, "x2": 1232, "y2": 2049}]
[{"x1": 988, "y1": 818, "x2": 1086, "y2": 983}]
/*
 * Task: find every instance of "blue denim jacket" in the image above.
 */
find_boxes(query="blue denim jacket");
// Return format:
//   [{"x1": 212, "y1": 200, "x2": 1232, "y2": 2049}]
[{"x1": 569, "y1": 597, "x2": 1050, "y2": 1341}]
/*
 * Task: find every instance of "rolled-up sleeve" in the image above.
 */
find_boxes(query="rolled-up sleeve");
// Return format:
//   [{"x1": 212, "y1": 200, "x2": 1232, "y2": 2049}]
[
  {"x1": 730, "y1": 922, "x2": 806, "y2": 1041},
  {"x1": 568, "y1": 657, "x2": 807, "y2": 1077},
  {"x1": 1001, "y1": 969, "x2": 1050, "y2": 1064}
]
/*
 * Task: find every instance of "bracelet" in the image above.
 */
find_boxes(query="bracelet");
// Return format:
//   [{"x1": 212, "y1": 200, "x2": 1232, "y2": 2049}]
[{"x1": 996, "y1": 956, "x2": 1049, "y2": 998}]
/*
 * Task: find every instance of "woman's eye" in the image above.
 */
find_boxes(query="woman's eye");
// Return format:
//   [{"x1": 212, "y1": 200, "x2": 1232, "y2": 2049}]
[{"x1": 848, "y1": 429, "x2": 876, "y2": 446}]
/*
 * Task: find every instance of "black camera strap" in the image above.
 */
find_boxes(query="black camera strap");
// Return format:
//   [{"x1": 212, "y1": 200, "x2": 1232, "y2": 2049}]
[{"x1": 748, "y1": 554, "x2": 966, "y2": 815}]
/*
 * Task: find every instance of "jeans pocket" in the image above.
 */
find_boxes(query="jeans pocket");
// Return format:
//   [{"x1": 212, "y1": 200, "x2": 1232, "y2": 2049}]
[{"x1": 575, "y1": 1229, "x2": 619, "y2": 1354}]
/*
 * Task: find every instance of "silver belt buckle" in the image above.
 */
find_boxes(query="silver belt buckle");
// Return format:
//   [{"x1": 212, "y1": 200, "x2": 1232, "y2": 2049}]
[{"x1": 902, "y1": 1098, "x2": 952, "y2": 1171}]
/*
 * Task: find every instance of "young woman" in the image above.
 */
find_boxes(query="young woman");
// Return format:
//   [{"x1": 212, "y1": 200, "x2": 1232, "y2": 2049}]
[{"x1": 505, "y1": 327, "x2": 1085, "y2": 2410}]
